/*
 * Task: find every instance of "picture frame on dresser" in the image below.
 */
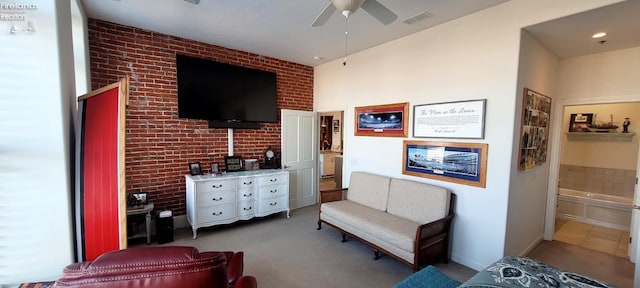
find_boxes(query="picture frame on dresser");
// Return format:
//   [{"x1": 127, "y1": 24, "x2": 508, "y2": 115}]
[{"x1": 188, "y1": 162, "x2": 202, "y2": 175}]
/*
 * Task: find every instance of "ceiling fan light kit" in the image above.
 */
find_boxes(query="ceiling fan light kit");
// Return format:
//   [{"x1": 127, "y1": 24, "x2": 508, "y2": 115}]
[
  {"x1": 330, "y1": 0, "x2": 367, "y2": 16},
  {"x1": 312, "y1": 0, "x2": 397, "y2": 26}
]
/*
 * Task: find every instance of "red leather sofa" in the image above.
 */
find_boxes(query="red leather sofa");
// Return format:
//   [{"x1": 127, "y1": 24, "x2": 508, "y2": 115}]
[{"x1": 54, "y1": 246, "x2": 257, "y2": 288}]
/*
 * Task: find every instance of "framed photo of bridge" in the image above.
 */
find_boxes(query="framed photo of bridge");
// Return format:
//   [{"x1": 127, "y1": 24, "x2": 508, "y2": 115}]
[
  {"x1": 354, "y1": 102, "x2": 408, "y2": 137},
  {"x1": 402, "y1": 140, "x2": 487, "y2": 188}
]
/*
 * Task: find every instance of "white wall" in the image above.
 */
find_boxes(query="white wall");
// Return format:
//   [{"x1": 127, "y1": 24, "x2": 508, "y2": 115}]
[
  {"x1": 0, "y1": 1, "x2": 76, "y2": 285},
  {"x1": 314, "y1": 0, "x2": 621, "y2": 270},
  {"x1": 504, "y1": 31, "x2": 558, "y2": 257},
  {"x1": 557, "y1": 47, "x2": 640, "y2": 102}
]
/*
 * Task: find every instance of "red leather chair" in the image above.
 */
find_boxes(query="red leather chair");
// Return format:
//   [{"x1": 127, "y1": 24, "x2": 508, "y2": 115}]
[{"x1": 54, "y1": 246, "x2": 257, "y2": 288}]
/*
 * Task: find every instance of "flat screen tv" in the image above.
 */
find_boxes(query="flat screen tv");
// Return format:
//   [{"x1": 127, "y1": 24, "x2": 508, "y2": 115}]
[{"x1": 176, "y1": 54, "x2": 278, "y2": 128}]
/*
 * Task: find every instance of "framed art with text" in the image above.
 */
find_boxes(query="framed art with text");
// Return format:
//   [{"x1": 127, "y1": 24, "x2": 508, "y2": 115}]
[
  {"x1": 518, "y1": 88, "x2": 552, "y2": 172},
  {"x1": 355, "y1": 102, "x2": 409, "y2": 137},
  {"x1": 402, "y1": 140, "x2": 487, "y2": 188},
  {"x1": 413, "y1": 99, "x2": 486, "y2": 139}
]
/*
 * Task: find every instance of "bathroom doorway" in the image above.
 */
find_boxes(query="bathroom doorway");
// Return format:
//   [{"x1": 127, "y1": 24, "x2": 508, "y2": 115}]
[
  {"x1": 553, "y1": 102, "x2": 640, "y2": 258},
  {"x1": 319, "y1": 111, "x2": 344, "y2": 191}
]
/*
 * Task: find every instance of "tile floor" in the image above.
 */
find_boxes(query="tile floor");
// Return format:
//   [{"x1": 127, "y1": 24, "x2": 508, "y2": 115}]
[{"x1": 554, "y1": 218, "x2": 630, "y2": 258}]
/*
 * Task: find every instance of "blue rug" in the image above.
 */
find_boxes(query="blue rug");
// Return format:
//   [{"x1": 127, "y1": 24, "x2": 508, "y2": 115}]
[{"x1": 393, "y1": 266, "x2": 461, "y2": 288}]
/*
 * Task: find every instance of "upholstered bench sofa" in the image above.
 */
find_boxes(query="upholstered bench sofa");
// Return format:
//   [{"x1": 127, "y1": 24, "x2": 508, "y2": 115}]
[{"x1": 317, "y1": 171, "x2": 455, "y2": 271}]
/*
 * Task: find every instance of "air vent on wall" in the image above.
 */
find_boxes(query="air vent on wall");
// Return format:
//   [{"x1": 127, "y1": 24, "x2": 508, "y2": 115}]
[{"x1": 403, "y1": 11, "x2": 433, "y2": 25}]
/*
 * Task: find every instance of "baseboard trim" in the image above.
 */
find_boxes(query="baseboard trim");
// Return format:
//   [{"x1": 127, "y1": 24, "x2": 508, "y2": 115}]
[
  {"x1": 519, "y1": 235, "x2": 544, "y2": 257},
  {"x1": 173, "y1": 215, "x2": 189, "y2": 229}
]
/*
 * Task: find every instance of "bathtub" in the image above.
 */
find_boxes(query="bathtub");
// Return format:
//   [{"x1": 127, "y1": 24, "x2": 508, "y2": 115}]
[{"x1": 556, "y1": 188, "x2": 633, "y2": 231}]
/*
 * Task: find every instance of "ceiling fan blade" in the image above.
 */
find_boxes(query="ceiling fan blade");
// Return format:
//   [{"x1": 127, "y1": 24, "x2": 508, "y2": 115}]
[
  {"x1": 312, "y1": 2, "x2": 337, "y2": 27},
  {"x1": 361, "y1": 0, "x2": 397, "y2": 25}
]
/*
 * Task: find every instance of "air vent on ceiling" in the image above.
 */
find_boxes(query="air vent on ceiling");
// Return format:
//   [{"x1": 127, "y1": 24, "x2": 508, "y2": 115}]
[
  {"x1": 403, "y1": 11, "x2": 433, "y2": 25},
  {"x1": 184, "y1": 0, "x2": 200, "y2": 4}
]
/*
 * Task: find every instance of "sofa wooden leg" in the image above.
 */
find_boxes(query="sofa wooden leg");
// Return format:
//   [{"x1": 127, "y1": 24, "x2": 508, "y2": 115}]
[
  {"x1": 373, "y1": 250, "x2": 380, "y2": 260},
  {"x1": 317, "y1": 220, "x2": 322, "y2": 230},
  {"x1": 341, "y1": 233, "x2": 348, "y2": 243}
]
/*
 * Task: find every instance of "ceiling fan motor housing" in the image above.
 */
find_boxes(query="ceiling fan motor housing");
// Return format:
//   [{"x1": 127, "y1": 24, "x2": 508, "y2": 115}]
[{"x1": 330, "y1": 0, "x2": 367, "y2": 15}]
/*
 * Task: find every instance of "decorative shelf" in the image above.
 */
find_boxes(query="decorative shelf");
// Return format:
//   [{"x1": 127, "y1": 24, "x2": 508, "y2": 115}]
[{"x1": 566, "y1": 132, "x2": 635, "y2": 141}]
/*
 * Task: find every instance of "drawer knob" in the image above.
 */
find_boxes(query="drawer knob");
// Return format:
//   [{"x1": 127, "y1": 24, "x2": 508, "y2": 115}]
[
  {"x1": 212, "y1": 197, "x2": 223, "y2": 201},
  {"x1": 270, "y1": 189, "x2": 277, "y2": 193},
  {"x1": 212, "y1": 184, "x2": 222, "y2": 188},
  {"x1": 212, "y1": 211, "x2": 223, "y2": 216},
  {"x1": 270, "y1": 178, "x2": 278, "y2": 182},
  {"x1": 243, "y1": 181, "x2": 253, "y2": 185},
  {"x1": 270, "y1": 202, "x2": 277, "y2": 206},
  {"x1": 243, "y1": 206, "x2": 252, "y2": 211},
  {"x1": 243, "y1": 193, "x2": 253, "y2": 197}
]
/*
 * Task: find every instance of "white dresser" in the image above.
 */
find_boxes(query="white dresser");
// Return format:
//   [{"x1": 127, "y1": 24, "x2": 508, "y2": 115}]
[{"x1": 185, "y1": 169, "x2": 290, "y2": 239}]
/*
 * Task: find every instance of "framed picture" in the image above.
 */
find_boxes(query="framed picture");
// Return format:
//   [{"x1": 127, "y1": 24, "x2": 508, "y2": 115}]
[
  {"x1": 355, "y1": 102, "x2": 409, "y2": 137},
  {"x1": 568, "y1": 113, "x2": 593, "y2": 132},
  {"x1": 188, "y1": 162, "x2": 202, "y2": 175},
  {"x1": 413, "y1": 99, "x2": 486, "y2": 139},
  {"x1": 127, "y1": 192, "x2": 148, "y2": 207},
  {"x1": 402, "y1": 140, "x2": 487, "y2": 188},
  {"x1": 333, "y1": 119, "x2": 340, "y2": 133},
  {"x1": 224, "y1": 156, "x2": 243, "y2": 172},
  {"x1": 518, "y1": 88, "x2": 552, "y2": 172}
]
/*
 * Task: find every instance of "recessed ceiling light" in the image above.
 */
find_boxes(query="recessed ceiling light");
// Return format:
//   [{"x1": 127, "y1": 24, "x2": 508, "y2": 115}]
[{"x1": 592, "y1": 32, "x2": 607, "y2": 39}]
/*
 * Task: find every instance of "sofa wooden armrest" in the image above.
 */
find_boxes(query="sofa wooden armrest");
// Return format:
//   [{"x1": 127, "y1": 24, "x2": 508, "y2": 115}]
[
  {"x1": 415, "y1": 194, "x2": 456, "y2": 270},
  {"x1": 319, "y1": 188, "x2": 346, "y2": 203}
]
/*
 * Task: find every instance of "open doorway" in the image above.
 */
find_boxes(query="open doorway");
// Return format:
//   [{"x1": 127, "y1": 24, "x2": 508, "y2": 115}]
[
  {"x1": 553, "y1": 102, "x2": 639, "y2": 258},
  {"x1": 319, "y1": 111, "x2": 344, "y2": 191}
]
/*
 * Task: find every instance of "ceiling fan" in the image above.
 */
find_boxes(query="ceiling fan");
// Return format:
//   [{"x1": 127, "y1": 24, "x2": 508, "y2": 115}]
[{"x1": 312, "y1": 0, "x2": 398, "y2": 26}]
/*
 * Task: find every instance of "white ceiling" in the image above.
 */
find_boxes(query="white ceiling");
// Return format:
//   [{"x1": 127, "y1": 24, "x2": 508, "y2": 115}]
[
  {"x1": 80, "y1": 0, "x2": 509, "y2": 66},
  {"x1": 525, "y1": 0, "x2": 640, "y2": 59},
  {"x1": 79, "y1": 0, "x2": 640, "y2": 67}
]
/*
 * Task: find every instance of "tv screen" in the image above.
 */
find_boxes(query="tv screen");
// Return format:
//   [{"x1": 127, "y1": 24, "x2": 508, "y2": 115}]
[{"x1": 176, "y1": 54, "x2": 278, "y2": 125}]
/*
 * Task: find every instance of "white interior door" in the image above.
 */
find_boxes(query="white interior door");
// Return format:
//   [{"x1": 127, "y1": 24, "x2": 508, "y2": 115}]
[
  {"x1": 281, "y1": 109, "x2": 318, "y2": 209},
  {"x1": 632, "y1": 144, "x2": 640, "y2": 286}
]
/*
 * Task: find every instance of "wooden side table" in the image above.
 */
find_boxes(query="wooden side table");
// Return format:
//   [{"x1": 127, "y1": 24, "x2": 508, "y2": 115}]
[{"x1": 126, "y1": 202, "x2": 154, "y2": 244}]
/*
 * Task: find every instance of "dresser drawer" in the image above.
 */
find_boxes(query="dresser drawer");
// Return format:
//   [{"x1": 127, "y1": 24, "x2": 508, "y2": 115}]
[
  {"x1": 237, "y1": 177, "x2": 256, "y2": 189},
  {"x1": 237, "y1": 201, "x2": 255, "y2": 217},
  {"x1": 197, "y1": 203, "x2": 236, "y2": 223},
  {"x1": 238, "y1": 189, "x2": 255, "y2": 201},
  {"x1": 196, "y1": 179, "x2": 236, "y2": 193},
  {"x1": 259, "y1": 183, "x2": 288, "y2": 199},
  {"x1": 257, "y1": 173, "x2": 288, "y2": 186},
  {"x1": 196, "y1": 190, "x2": 236, "y2": 207},
  {"x1": 257, "y1": 196, "x2": 287, "y2": 214}
]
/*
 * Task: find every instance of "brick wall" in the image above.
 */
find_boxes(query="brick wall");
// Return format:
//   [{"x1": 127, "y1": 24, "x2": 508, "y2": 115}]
[{"x1": 88, "y1": 19, "x2": 314, "y2": 216}]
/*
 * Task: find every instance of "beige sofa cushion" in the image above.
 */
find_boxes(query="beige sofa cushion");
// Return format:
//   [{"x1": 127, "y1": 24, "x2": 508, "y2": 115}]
[
  {"x1": 386, "y1": 178, "x2": 450, "y2": 224},
  {"x1": 346, "y1": 171, "x2": 391, "y2": 211},
  {"x1": 321, "y1": 200, "x2": 418, "y2": 253}
]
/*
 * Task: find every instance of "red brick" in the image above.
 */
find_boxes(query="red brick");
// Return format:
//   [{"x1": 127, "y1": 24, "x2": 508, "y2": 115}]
[{"x1": 88, "y1": 19, "x2": 313, "y2": 216}]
